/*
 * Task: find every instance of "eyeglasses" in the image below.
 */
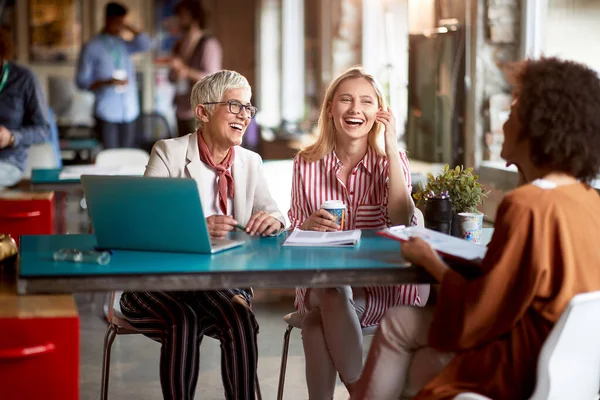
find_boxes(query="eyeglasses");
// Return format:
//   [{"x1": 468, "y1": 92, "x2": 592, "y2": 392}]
[{"x1": 203, "y1": 100, "x2": 258, "y2": 119}]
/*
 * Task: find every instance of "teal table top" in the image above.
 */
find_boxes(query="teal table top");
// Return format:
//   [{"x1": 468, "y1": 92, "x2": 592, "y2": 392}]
[
  {"x1": 17, "y1": 231, "x2": 432, "y2": 294},
  {"x1": 60, "y1": 138, "x2": 100, "y2": 151},
  {"x1": 31, "y1": 168, "x2": 79, "y2": 184}
]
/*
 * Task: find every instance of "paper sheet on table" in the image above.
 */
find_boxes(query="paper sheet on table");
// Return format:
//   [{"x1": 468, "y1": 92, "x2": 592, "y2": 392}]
[
  {"x1": 282, "y1": 228, "x2": 362, "y2": 247},
  {"x1": 378, "y1": 226, "x2": 488, "y2": 265},
  {"x1": 59, "y1": 165, "x2": 146, "y2": 180}
]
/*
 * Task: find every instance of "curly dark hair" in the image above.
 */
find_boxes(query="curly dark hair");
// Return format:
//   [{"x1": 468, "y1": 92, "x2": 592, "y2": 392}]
[{"x1": 514, "y1": 57, "x2": 600, "y2": 183}]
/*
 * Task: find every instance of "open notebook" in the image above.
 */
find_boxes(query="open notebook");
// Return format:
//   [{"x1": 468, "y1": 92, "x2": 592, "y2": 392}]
[
  {"x1": 282, "y1": 229, "x2": 362, "y2": 247},
  {"x1": 378, "y1": 226, "x2": 488, "y2": 266}
]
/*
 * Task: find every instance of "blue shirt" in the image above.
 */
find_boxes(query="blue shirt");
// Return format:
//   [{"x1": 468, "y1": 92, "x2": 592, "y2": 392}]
[
  {"x1": 0, "y1": 63, "x2": 51, "y2": 172},
  {"x1": 76, "y1": 33, "x2": 152, "y2": 123}
]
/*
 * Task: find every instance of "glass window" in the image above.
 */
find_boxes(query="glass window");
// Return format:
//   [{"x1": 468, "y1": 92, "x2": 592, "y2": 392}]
[{"x1": 543, "y1": 0, "x2": 600, "y2": 74}]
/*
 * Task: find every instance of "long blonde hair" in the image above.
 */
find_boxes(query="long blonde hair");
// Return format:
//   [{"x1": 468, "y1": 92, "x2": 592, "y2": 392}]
[{"x1": 299, "y1": 66, "x2": 387, "y2": 163}]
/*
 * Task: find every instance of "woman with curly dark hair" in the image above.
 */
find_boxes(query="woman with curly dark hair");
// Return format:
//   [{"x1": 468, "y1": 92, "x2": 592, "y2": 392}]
[{"x1": 352, "y1": 57, "x2": 600, "y2": 400}]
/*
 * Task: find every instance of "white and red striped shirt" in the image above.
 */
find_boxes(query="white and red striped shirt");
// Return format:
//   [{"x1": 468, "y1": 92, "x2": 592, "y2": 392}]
[{"x1": 289, "y1": 147, "x2": 423, "y2": 327}]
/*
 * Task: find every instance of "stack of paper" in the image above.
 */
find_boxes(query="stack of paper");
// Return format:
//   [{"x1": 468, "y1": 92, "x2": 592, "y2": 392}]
[
  {"x1": 282, "y1": 229, "x2": 362, "y2": 247},
  {"x1": 378, "y1": 226, "x2": 488, "y2": 265}
]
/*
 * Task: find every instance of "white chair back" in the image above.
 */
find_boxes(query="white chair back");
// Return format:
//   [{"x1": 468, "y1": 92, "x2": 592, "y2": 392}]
[
  {"x1": 411, "y1": 207, "x2": 431, "y2": 305},
  {"x1": 95, "y1": 148, "x2": 150, "y2": 168},
  {"x1": 414, "y1": 207, "x2": 424, "y2": 227},
  {"x1": 530, "y1": 290, "x2": 600, "y2": 400},
  {"x1": 455, "y1": 290, "x2": 600, "y2": 400},
  {"x1": 23, "y1": 143, "x2": 61, "y2": 179},
  {"x1": 262, "y1": 159, "x2": 293, "y2": 228}
]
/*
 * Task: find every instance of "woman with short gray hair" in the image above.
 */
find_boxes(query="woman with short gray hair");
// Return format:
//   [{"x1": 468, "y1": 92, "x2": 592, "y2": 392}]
[{"x1": 120, "y1": 70, "x2": 284, "y2": 399}]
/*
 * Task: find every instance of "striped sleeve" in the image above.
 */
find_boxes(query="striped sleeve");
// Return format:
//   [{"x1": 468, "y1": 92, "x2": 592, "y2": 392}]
[
  {"x1": 401, "y1": 151, "x2": 412, "y2": 193},
  {"x1": 383, "y1": 151, "x2": 416, "y2": 226},
  {"x1": 401, "y1": 152, "x2": 420, "y2": 226},
  {"x1": 288, "y1": 156, "x2": 311, "y2": 229},
  {"x1": 290, "y1": 156, "x2": 310, "y2": 313}
]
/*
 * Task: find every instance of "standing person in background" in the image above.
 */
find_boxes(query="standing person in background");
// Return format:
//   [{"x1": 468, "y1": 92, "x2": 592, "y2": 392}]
[
  {"x1": 0, "y1": 25, "x2": 50, "y2": 187},
  {"x1": 76, "y1": 2, "x2": 151, "y2": 149},
  {"x1": 169, "y1": 0, "x2": 222, "y2": 137}
]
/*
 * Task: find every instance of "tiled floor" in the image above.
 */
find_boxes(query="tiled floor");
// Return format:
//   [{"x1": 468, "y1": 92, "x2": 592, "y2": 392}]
[{"x1": 78, "y1": 291, "x2": 372, "y2": 400}]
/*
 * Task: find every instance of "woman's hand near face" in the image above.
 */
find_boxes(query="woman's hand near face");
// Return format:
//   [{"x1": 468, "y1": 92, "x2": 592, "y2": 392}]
[
  {"x1": 206, "y1": 215, "x2": 237, "y2": 239},
  {"x1": 245, "y1": 211, "x2": 282, "y2": 236},
  {"x1": 377, "y1": 107, "x2": 399, "y2": 154},
  {"x1": 301, "y1": 209, "x2": 340, "y2": 232}
]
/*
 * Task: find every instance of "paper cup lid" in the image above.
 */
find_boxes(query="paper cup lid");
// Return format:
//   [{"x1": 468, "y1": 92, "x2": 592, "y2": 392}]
[{"x1": 321, "y1": 200, "x2": 346, "y2": 209}]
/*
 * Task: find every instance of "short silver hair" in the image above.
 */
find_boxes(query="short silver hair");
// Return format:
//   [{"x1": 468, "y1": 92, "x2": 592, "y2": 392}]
[{"x1": 190, "y1": 70, "x2": 252, "y2": 130}]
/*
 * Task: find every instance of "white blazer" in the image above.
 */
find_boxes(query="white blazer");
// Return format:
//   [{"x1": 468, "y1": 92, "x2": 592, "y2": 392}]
[{"x1": 145, "y1": 132, "x2": 285, "y2": 227}]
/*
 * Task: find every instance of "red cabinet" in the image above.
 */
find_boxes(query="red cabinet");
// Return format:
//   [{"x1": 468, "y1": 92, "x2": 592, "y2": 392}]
[
  {"x1": 0, "y1": 191, "x2": 54, "y2": 245},
  {"x1": 0, "y1": 293, "x2": 79, "y2": 399}
]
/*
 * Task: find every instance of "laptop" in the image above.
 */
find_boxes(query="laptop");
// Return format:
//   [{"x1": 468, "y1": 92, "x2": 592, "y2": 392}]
[{"x1": 81, "y1": 175, "x2": 245, "y2": 254}]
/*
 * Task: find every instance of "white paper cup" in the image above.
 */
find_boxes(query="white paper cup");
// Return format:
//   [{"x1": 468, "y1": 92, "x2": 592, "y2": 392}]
[
  {"x1": 457, "y1": 212, "x2": 483, "y2": 244},
  {"x1": 320, "y1": 200, "x2": 346, "y2": 230},
  {"x1": 112, "y1": 69, "x2": 128, "y2": 93}
]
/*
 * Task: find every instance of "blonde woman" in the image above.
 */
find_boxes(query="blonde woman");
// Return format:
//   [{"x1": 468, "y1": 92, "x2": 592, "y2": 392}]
[{"x1": 288, "y1": 66, "x2": 428, "y2": 399}]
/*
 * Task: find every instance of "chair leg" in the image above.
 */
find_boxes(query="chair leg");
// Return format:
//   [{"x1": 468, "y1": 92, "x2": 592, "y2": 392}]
[
  {"x1": 100, "y1": 324, "x2": 117, "y2": 400},
  {"x1": 277, "y1": 325, "x2": 294, "y2": 400},
  {"x1": 255, "y1": 374, "x2": 262, "y2": 400}
]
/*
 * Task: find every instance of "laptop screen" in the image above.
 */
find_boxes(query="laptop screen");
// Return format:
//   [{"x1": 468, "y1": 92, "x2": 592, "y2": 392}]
[{"x1": 82, "y1": 175, "x2": 215, "y2": 253}]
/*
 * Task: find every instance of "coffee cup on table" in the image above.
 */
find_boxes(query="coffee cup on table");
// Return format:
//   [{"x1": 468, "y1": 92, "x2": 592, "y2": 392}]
[
  {"x1": 320, "y1": 200, "x2": 346, "y2": 231},
  {"x1": 457, "y1": 212, "x2": 483, "y2": 244}
]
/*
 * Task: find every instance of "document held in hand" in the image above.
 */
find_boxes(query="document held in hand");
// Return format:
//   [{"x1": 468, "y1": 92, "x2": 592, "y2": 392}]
[
  {"x1": 377, "y1": 226, "x2": 488, "y2": 266},
  {"x1": 282, "y1": 229, "x2": 362, "y2": 247}
]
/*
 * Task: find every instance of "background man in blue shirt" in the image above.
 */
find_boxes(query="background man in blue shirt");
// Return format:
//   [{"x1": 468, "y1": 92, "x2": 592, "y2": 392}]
[
  {"x1": 76, "y1": 2, "x2": 151, "y2": 149},
  {"x1": 0, "y1": 26, "x2": 51, "y2": 188}
]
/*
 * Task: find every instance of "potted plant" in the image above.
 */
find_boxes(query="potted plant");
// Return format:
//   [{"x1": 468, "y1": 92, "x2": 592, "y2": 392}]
[{"x1": 413, "y1": 165, "x2": 489, "y2": 240}]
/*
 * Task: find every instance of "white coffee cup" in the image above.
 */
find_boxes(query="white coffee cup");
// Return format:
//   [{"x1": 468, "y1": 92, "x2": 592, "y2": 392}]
[
  {"x1": 457, "y1": 212, "x2": 483, "y2": 244},
  {"x1": 112, "y1": 69, "x2": 128, "y2": 93},
  {"x1": 320, "y1": 200, "x2": 346, "y2": 230}
]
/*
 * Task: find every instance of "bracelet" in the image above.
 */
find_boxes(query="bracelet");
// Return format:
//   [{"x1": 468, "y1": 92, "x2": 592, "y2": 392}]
[{"x1": 8, "y1": 134, "x2": 15, "y2": 147}]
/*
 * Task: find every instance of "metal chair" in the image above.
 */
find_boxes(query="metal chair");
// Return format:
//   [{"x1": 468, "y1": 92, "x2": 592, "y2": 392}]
[
  {"x1": 101, "y1": 292, "x2": 263, "y2": 400},
  {"x1": 135, "y1": 112, "x2": 174, "y2": 153},
  {"x1": 276, "y1": 311, "x2": 378, "y2": 400}
]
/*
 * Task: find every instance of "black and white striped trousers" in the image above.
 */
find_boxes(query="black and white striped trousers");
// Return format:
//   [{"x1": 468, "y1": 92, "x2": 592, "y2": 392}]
[{"x1": 120, "y1": 289, "x2": 259, "y2": 400}]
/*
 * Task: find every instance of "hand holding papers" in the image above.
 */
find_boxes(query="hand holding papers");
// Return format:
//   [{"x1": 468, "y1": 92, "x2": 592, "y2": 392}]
[
  {"x1": 282, "y1": 229, "x2": 362, "y2": 247},
  {"x1": 378, "y1": 226, "x2": 487, "y2": 266}
]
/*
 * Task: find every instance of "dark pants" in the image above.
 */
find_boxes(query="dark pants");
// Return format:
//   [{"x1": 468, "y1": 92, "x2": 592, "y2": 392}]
[
  {"x1": 177, "y1": 118, "x2": 196, "y2": 137},
  {"x1": 120, "y1": 289, "x2": 259, "y2": 400},
  {"x1": 95, "y1": 118, "x2": 137, "y2": 149}
]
